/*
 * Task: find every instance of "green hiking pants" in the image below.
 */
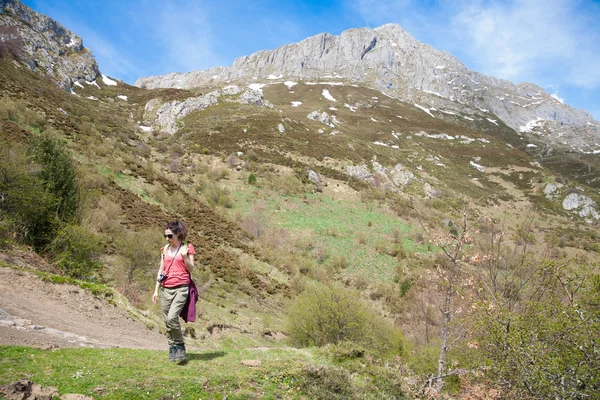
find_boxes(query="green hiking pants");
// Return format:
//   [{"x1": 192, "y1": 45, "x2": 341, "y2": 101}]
[{"x1": 160, "y1": 285, "x2": 189, "y2": 346}]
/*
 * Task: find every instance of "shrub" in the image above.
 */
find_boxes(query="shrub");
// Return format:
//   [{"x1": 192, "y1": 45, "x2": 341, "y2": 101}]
[
  {"x1": 299, "y1": 365, "x2": 354, "y2": 399},
  {"x1": 46, "y1": 224, "x2": 102, "y2": 281},
  {"x1": 204, "y1": 184, "x2": 233, "y2": 208},
  {"x1": 319, "y1": 341, "x2": 366, "y2": 362},
  {"x1": 288, "y1": 284, "x2": 404, "y2": 357},
  {"x1": 247, "y1": 173, "x2": 257, "y2": 185}
]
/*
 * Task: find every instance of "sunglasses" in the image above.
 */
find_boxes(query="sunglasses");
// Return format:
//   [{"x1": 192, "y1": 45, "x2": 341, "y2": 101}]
[{"x1": 164, "y1": 234, "x2": 174, "y2": 239}]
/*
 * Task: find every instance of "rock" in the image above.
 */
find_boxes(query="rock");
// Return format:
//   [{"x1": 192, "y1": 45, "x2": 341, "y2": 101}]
[
  {"x1": 423, "y1": 183, "x2": 439, "y2": 198},
  {"x1": 0, "y1": 0, "x2": 100, "y2": 90},
  {"x1": 562, "y1": 193, "x2": 600, "y2": 220},
  {"x1": 307, "y1": 111, "x2": 320, "y2": 121},
  {"x1": 13, "y1": 318, "x2": 31, "y2": 327},
  {"x1": 308, "y1": 170, "x2": 320, "y2": 184},
  {"x1": 237, "y1": 88, "x2": 272, "y2": 107},
  {"x1": 307, "y1": 111, "x2": 332, "y2": 126},
  {"x1": 544, "y1": 182, "x2": 563, "y2": 199},
  {"x1": 388, "y1": 164, "x2": 415, "y2": 187},
  {"x1": 147, "y1": 90, "x2": 220, "y2": 134},
  {"x1": 346, "y1": 165, "x2": 373, "y2": 182},
  {"x1": 241, "y1": 360, "x2": 261, "y2": 367},
  {"x1": 277, "y1": 123, "x2": 285, "y2": 133}
]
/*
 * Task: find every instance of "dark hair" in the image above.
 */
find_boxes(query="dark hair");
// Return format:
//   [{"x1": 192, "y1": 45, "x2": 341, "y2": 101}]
[{"x1": 164, "y1": 220, "x2": 188, "y2": 241}]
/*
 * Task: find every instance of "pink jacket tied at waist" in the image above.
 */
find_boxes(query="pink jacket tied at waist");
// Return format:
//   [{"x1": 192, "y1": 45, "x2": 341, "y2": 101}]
[{"x1": 180, "y1": 279, "x2": 198, "y2": 323}]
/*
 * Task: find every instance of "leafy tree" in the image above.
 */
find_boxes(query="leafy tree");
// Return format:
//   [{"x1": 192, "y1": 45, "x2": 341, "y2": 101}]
[
  {"x1": 0, "y1": 143, "x2": 59, "y2": 248},
  {"x1": 28, "y1": 134, "x2": 80, "y2": 223},
  {"x1": 470, "y1": 223, "x2": 600, "y2": 399}
]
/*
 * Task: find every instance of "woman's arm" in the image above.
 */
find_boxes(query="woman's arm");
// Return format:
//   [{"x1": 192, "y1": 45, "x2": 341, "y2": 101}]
[
  {"x1": 180, "y1": 244, "x2": 194, "y2": 273},
  {"x1": 152, "y1": 255, "x2": 165, "y2": 304}
]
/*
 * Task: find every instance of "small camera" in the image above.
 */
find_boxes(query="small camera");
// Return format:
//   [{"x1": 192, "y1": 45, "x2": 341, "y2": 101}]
[{"x1": 157, "y1": 273, "x2": 167, "y2": 283}]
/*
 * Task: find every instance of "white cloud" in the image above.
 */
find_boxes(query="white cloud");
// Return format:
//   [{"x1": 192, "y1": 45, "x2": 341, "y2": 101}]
[
  {"x1": 551, "y1": 93, "x2": 564, "y2": 104},
  {"x1": 451, "y1": 0, "x2": 600, "y2": 89}
]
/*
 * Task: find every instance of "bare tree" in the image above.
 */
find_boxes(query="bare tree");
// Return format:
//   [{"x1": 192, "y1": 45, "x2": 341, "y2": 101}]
[
  {"x1": 0, "y1": 26, "x2": 26, "y2": 61},
  {"x1": 421, "y1": 208, "x2": 475, "y2": 394}
]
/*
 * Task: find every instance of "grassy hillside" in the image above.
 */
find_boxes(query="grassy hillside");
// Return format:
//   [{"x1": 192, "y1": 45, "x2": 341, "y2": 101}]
[{"x1": 1, "y1": 58, "x2": 599, "y2": 399}]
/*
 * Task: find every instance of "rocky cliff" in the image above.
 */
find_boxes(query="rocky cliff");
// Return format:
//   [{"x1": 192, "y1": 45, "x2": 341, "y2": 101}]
[
  {"x1": 0, "y1": 0, "x2": 99, "y2": 90},
  {"x1": 135, "y1": 23, "x2": 599, "y2": 153}
]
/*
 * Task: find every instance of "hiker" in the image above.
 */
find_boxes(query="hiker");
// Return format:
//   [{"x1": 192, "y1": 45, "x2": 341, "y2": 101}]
[{"x1": 152, "y1": 220, "x2": 196, "y2": 362}]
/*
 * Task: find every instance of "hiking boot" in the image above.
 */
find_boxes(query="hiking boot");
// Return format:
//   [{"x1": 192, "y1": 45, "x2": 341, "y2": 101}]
[
  {"x1": 169, "y1": 345, "x2": 176, "y2": 362},
  {"x1": 173, "y1": 344, "x2": 186, "y2": 362}
]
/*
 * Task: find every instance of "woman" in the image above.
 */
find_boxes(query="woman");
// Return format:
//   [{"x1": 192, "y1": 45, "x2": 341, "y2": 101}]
[{"x1": 152, "y1": 220, "x2": 195, "y2": 362}]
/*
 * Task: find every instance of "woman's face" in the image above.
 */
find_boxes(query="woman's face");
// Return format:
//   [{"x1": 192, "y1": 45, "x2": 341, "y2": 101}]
[{"x1": 164, "y1": 229, "x2": 177, "y2": 243}]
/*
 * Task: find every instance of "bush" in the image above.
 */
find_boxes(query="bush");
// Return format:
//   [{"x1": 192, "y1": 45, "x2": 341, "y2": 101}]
[
  {"x1": 46, "y1": 224, "x2": 102, "y2": 281},
  {"x1": 204, "y1": 184, "x2": 233, "y2": 208},
  {"x1": 247, "y1": 173, "x2": 257, "y2": 185},
  {"x1": 288, "y1": 284, "x2": 404, "y2": 357},
  {"x1": 299, "y1": 365, "x2": 354, "y2": 400}
]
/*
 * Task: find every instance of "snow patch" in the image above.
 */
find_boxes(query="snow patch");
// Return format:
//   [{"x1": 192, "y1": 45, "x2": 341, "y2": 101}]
[
  {"x1": 519, "y1": 117, "x2": 544, "y2": 133},
  {"x1": 306, "y1": 82, "x2": 344, "y2": 86},
  {"x1": 267, "y1": 74, "x2": 283, "y2": 80},
  {"x1": 87, "y1": 96, "x2": 98, "y2": 101},
  {"x1": 486, "y1": 118, "x2": 498, "y2": 125},
  {"x1": 102, "y1": 74, "x2": 117, "y2": 86},
  {"x1": 344, "y1": 103, "x2": 357, "y2": 112},
  {"x1": 415, "y1": 132, "x2": 454, "y2": 140},
  {"x1": 74, "y1": 81, "x2": 84, "y2": 89},
  {"x1": 322, "y1": 89, "x2": 336, "y2": 102},
  {"x1": 284, "y1": 81, "x2": 297, "y2": 89},
  {"x1": 248, "y1": 83, "x2": 266, "y2": 93},
  {"x1": 85, "y1": 80, "x2": 100, "y2": 89},
  {"x1": 414, "y1": 104, "x2": 435, "y2": 118},
  {"x1": 423, "y1": 89, "x2": 445, "y2": 98},
  {"x1": 290, "y1": 101, "x2": 302, "y2": 107},
  {"x1": 117, "y1": 95, "x2": 128, "y2": 101},
  {"x1": 470, "y1": 161, "x2": 485, "y2": 172},
  {"x1": 139, "y1": 126, "x2": 153, "y2": 132}
]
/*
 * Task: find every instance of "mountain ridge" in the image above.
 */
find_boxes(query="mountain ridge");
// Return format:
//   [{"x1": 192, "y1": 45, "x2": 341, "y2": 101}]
[{"x1": 135, "y1": 23, "x2": 600, "y2": 154}]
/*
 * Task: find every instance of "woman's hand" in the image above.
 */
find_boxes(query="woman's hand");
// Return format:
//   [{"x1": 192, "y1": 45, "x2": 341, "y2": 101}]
[
  {"x1": 152, "y1": 291, "x2": 158, "y2": 304},
  {"x1": 179, "y1": 244, "x2": 188, "y2": 257}
]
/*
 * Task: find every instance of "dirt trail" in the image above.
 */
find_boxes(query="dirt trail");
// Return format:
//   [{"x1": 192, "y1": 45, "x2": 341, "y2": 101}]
[{"x1": 0, "y1": 267, "x2": 165, "y2": 350}]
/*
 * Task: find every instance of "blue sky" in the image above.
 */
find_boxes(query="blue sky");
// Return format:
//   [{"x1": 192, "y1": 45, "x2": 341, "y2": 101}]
[{"x1": 22, "y1": 0, "x2": 600, "y2": 120}]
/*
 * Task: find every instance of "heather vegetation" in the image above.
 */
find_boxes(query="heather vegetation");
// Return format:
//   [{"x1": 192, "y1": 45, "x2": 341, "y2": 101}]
[{"x1": 1, "y1": 57, "x2": 599, "y2": 399}]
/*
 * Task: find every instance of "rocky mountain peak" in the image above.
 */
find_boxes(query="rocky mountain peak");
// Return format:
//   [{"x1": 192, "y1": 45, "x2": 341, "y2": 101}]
[
  {"x1": 135, "y1": 23, "x2": 599, "y2": 153},
  {"x1": 0, "y1": 0, "x2": 99, "y2": 90}
]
